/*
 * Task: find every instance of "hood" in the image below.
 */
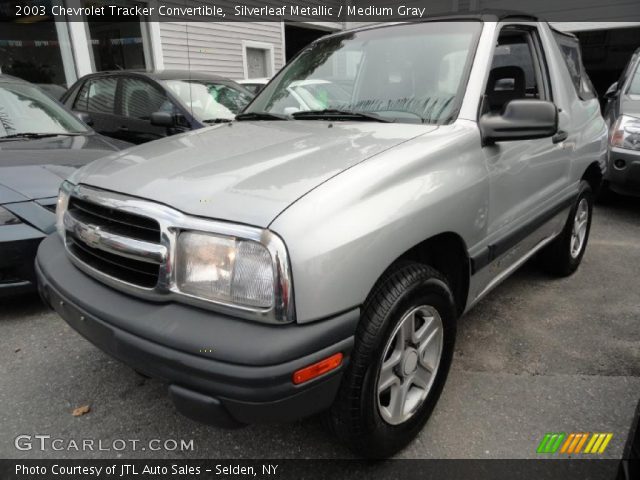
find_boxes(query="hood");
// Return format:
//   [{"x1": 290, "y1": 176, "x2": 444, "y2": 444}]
[
  {"x1": 0, "y1": 183, "x2": 27, "y2": 204},
  {"x1": 0, "y1": 164, "x2": 75, "y2": 201},
  {"x1": 0, "y1": 133, "x2": 130, "y2": 168},
  {"x1": 74, "y1": 121, "x2": 435, "y2": 227},
  {"x1": 621, "y1": 94, "x2": 640, "y2": 118}
]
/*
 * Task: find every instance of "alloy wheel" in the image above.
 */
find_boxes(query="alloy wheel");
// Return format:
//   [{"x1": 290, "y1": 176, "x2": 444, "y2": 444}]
[
  {"x1": 376, "y1": 305, "x2": 444, "y2": 425},
  {"x1": 570, "y1": 198, "x2": 589, "y2": 258}
]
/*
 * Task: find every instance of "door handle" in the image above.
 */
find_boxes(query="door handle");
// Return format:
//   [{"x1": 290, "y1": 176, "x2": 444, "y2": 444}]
[
  {"x1": 552, "y1": 130, "x2": 568, "y2": 144},
  {"x1": 118, "y1": 125, "x2": 129, "y2": 131}
]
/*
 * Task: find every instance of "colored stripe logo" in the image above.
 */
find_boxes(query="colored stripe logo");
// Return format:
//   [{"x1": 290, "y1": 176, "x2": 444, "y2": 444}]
[
  {"x1": 537, "y1": 433, "x2": 565, "y2": 453},
  {"x1": 537, "y1": 432, "x2": 612, "y2": 454},
  {"x1": 583, "y1": 433, "x2": 613, "y2": 454}
]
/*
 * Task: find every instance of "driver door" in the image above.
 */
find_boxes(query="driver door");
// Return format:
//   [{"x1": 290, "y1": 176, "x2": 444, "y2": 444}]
[{"x1": 483, "y1": 25, "x2": 570, "y2": 251}]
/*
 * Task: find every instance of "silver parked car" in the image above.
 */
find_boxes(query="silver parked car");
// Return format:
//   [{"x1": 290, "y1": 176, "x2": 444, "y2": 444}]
[
  {"x1": 602, "y1": 47, "x2": 640, "y2": 197},
  {"x1": 37, "y1": 14, "x2": 607, "y2": 457}
]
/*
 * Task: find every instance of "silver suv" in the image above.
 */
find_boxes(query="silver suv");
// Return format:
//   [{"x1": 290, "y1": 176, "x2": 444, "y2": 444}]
[
  {"x1": 37, "y1": 15, "x2": 607, "y2": 457},
  {"x1": 603, "y1": 46, "x2": 640, "y2": 197}
]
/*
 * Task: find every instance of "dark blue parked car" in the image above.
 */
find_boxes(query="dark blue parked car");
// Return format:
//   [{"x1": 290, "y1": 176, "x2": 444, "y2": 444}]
[{"x1": 0, "y1": 74, "x2": 130, "y2": 296}]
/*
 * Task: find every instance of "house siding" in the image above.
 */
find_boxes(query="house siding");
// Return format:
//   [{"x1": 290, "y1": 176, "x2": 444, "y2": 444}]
[
  {"x1": 159, "y1": 22, "x2": 284, "y2": 79},
  {"x1": 156, "y1": 0, "x2": 345, "y2": 80}
]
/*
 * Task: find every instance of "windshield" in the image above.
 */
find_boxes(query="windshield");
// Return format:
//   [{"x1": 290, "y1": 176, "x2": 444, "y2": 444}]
[
  {"x1": 0, "y1": 81, "x2": 90, "y2": 138},
  {"x1": 246, "y1": 22, "x2": 482, "y2": 124},
  {"x1": 163, "y1": 80, "x2": 253, "y2": 121}
]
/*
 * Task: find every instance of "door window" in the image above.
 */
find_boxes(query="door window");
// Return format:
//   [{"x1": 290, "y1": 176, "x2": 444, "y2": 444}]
[
  {"x1": 485, "y1": 27, "x2": 550, "y2": 112},
  {"x1": 74, "y1": 77, "x2": 117, "y2": 114},
  {"x1": 120, "y1": 77, "x2": 172, "y2": 120}
]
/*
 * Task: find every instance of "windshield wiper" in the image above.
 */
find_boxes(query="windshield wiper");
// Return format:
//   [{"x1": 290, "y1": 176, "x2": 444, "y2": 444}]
[
  {"x1": 235, "y1": 112, "x2": 289, "y2": 121},
  {"x1": 203, "y1": 118, "x2": 233, "y2": 124},
  {"x1": 291, "y1": 109, "x2": 393, "y2": 123},
  {"x1": 0, "y1": 132, "x2": 84, "y2": 141}
]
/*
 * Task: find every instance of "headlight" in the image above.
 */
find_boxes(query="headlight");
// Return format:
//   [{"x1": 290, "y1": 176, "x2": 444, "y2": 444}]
[
  {"x1": 610, "y1": 115, "x2": 640, "y2": 151},
  {"x1": 0, "y1": 206, "x2": 21, "y2": 226},
  {"x1": 176, "y1": 231, "x2": 275, "y2": 309},
  {"x1": 55, "y1": 181, "x2": 73, "y2": 239}
]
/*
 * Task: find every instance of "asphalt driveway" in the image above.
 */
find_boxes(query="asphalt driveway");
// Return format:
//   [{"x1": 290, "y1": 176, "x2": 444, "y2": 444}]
[{"x1": 1, "y1": 195, "x2": 639, "y2": 459}]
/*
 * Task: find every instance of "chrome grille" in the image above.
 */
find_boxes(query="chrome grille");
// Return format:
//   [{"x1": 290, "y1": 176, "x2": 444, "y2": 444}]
[
  {"x1": 65, "y1": 195, "x2": 164, "y2": 289},
  {"x1": 69, "y1": 197, "x2": 160, "y2": 242},
  {"x1": 67, "y1": 236, "x2": 160, "y2": 287}
]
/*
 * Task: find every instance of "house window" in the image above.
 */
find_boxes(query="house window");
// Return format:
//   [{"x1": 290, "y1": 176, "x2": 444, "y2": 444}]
[
  {"x1": 84, "y1": 0, "x2": 152, "y2": 71},
  {"x1": 0, "y1": 21, "x2": 71, "y2": 86}
]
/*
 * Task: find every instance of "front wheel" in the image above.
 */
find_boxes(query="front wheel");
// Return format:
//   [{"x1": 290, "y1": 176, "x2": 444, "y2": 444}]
[
  {"x1": 539, "y1": 181, "x2": 593, "y2": 277},
  {"x1": 328, "y1": 262, "x2": 457, "y2": 458}
]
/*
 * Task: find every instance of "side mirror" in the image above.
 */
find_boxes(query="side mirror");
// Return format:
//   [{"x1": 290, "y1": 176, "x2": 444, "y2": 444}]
[
  {"x1": 150, "y1": 111, "x2": 175, "y2": 127},
  {"x1": 74, "y1": 111, "x2": 93, "y2": 126},
  {"x1": 604, "y1": 82, "x2": 618, "y2": 99},
  {"x1": 480, "y1": 99, "x2": 558, "y2": 144}
]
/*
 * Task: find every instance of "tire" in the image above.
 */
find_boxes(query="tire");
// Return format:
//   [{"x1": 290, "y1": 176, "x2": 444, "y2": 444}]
[
  {"x1": 539, "y1": 180, "x2": 593, "y2": 277},
  {"x1": 328, "y1": 262, "x2": 457, "y2": 458}
]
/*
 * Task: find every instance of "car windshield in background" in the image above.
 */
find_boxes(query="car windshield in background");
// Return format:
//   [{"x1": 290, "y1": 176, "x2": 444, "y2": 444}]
[
  {"x1": 246, "y1": 22, "x2": 482, "y2": 124},
  {"x1": 0, "y1": 82, "x2": 90, "y2": 139},
  {"x1": 163, "y1": 80, "x2": 253, "y2": 122},
  {"x1": 629, "y1": 62, "x2": 640, "y2": 95}
]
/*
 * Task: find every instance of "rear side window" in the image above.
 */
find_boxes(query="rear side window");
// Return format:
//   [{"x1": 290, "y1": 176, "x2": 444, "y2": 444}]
[
  {"x1": 553, "y1": 32, "x2": 597, "y2": 100},
  {"x1": 120, "y1": 77, "x2": 171, "y2": 120},
  {"x1": 75, "y1": 77, "x2": 117, "y2": 114},
  {"x1": 627, "y1": 59, "x2": 640, "y2": 95}
]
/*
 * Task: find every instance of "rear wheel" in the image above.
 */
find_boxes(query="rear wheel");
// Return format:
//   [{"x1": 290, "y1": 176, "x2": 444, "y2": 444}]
[
  {"x1": 328, "y1": 262, "x2": 456, "y2": 458},
  {"x1": 539, "y1": 181, "x2": 593, "y2": 277}
]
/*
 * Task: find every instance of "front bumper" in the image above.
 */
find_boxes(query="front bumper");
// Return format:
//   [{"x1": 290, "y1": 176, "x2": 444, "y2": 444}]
[
  {"x1": 607, "y1": 147, "x2": 640, "y2": 197},
  {"x1": 36, "y1": 234, "x2": 358, "y2": 427},
  {"x1": 0, "y1": 223, "x2": 46, "y2": 297}
]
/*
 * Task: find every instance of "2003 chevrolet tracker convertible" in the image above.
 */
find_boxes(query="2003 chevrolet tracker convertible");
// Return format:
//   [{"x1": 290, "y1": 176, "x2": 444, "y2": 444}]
[{"x1": 37, "y1": 14, "x2": 608, "y2": 457}]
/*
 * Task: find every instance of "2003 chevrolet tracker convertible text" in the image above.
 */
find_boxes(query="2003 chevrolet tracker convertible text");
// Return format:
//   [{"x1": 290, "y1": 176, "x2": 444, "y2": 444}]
[{"x1": 36, "y1": 14, "x2": 608, "y2": 457}]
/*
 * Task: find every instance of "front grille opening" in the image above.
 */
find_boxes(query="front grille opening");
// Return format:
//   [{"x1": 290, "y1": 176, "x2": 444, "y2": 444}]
[
  {"x1": 68, "y1": 237, "x2": 159, "y2": 288},
  {"x1": 69, "y1": 197, "x2": 161, "y2": 243}
]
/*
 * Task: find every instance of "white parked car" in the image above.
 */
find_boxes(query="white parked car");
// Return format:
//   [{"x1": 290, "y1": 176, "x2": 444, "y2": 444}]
[
  {"x1": 238, "y1": 78, "x2": 351, "y2": 113},
  {"x1": 237, "y1": 77, "x2": 270, "y2": 94}
]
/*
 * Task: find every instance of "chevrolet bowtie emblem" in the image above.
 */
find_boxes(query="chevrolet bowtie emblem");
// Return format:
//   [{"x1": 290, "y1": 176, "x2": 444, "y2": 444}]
[{"x1": 78, "y1": 224, "x2": 101, "y2": 248}]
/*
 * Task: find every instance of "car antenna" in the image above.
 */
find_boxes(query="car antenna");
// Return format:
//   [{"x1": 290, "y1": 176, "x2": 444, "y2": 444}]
[{"x1": 186, "y1": 22, "x2": 194, "y2": 121}]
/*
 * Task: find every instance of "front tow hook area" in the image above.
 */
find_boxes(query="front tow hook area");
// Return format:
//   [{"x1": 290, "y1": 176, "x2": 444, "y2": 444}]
[{"x1": 168, "y1": 385, "x2": 245, "y2": 429}]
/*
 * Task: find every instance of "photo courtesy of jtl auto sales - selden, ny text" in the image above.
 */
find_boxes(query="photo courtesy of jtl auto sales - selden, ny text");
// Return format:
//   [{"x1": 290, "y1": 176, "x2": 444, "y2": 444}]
[{"x1": 0, "y1": 0, "x2": 639, "y2": 479}]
